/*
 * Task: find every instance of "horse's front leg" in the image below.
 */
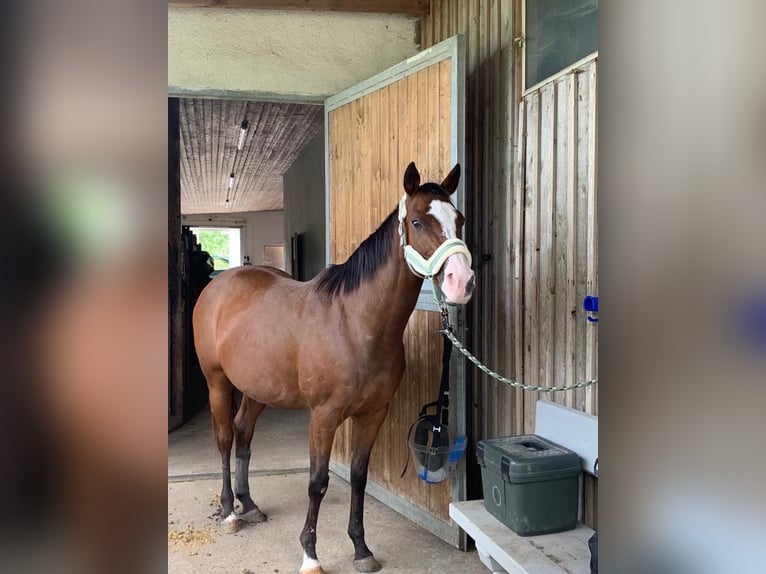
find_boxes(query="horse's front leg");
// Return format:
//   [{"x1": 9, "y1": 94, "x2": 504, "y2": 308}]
[
  {"x1": 299, "y1": 407, "x2": 342, "y2": 574},
  {"x1": 348, "y1": 407, "x2": 389, "y2": 573}
]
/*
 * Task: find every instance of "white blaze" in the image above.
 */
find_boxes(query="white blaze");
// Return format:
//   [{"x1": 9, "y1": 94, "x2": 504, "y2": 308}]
[
  {"x1": 428, "y1": 198, "x2": 458, "y2": 239},
  {"x1": 428, "y1": 198, "x2": 474, "y2": 304}
]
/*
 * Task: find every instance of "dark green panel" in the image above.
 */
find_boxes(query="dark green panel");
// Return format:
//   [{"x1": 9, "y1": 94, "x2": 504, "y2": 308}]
[{"x1": 525, "y1": 0, "x2": 598, "y2": 89}]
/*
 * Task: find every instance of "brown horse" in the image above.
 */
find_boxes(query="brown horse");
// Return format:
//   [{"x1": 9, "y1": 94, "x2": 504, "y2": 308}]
[{"x1": 192, "y1": 162, "x2": 474, "y2": 574}]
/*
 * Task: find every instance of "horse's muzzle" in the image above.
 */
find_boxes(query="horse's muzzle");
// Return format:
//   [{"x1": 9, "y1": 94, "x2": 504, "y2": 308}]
[{"x1": 440, "y1": 254, "x2": 475, "y2": 305}]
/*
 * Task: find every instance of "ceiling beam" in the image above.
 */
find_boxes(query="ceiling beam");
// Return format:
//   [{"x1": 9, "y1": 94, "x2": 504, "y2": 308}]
[{"x1": 168, "y1": 0, "x2": 430, "y2": 17}]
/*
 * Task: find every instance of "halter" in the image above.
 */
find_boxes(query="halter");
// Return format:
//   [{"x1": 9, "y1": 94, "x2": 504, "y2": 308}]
[{"x1": 397, "y1": 194, "x2": 472, "y2": 279}]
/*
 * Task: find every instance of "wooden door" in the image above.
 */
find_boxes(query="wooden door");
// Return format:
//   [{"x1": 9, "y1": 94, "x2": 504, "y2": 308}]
[{"x1": 325, "y1": 36, "x2": 466, "y2": 547}]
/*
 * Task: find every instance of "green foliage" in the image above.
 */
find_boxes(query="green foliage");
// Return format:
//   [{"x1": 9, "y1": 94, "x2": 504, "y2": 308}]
[{"x1": 193, "y1": 228, "x2": 230, "y2": 270}]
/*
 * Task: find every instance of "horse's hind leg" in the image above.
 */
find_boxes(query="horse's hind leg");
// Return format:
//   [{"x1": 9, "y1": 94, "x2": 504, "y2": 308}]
[
  {"x1": 233, "y1": 396, "x2": 267, "y2": 522},
  {"x1": 207, "y1": 370, "x2": 239, "y2": 533}
]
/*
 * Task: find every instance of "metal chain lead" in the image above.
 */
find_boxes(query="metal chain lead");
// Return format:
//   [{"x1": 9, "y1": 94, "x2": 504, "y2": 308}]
[
  {"x1": 434, "y1": 289, "x2": 598, "y2": 393},
  {"x1": 442, "y1": 329, "x2": 598, "y2": 392}
]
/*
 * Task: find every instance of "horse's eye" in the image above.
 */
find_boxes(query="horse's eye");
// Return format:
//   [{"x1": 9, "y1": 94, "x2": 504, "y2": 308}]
[{"x1": 412, "y1": 219, "x2": 423, "y2": 230}]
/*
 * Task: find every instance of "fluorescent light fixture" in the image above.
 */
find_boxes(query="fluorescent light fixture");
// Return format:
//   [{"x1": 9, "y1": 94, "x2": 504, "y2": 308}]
[
  {"x1": 228, "y1": 173, "x2": 235, "y2": 190},
  {"x1": 237, "y1": 118, "x2": 249, "y2": 150}
]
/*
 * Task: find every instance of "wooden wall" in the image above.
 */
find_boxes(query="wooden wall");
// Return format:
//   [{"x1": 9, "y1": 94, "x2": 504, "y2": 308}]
[
  {"x1": 423, "y1": 0, "x2": 520, "y2": 444},
  {"x1": 327, "y1": 60, "x2": 454, "y2": 522},
  {"x1": 422, "y1": 1, "x2": 598, "y2": 527},
  {"x1": 518, "y1": 61, "x2": 599, "y2": 426}
]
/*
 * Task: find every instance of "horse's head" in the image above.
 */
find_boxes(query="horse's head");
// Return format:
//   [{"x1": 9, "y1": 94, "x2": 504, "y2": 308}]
[{"x1": 398, "y1": 162, "x2": 475, "y2": 305}]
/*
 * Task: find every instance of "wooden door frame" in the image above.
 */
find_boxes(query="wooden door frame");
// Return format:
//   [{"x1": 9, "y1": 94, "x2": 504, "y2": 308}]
[
  {"x1": 323, "y1": 34, "x2": 468, "y2": 548},
  {"x1": 169, "y1": 97, "x2": 184, "y2": 431}
]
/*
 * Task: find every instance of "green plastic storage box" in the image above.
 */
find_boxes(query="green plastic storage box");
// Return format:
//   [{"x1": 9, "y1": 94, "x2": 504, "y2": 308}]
[{"x1": 477, "y1": 434, "x2": 581, "y2": 536}]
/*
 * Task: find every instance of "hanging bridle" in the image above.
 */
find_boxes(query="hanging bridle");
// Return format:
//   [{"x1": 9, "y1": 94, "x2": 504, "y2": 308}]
[{"x1": 397, "y1": 194, "x2": 472, "y2": 279}]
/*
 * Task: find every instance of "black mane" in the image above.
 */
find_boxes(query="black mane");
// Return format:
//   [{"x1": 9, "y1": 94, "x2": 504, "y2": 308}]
[{"x1": 314, "y1": 208, "x2": 398, "y2": 297}]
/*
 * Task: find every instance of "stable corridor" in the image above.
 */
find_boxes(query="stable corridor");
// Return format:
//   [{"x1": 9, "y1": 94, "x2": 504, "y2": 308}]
[{"x1": 168, "y1": 408, "x2": 486, "y2": 574}]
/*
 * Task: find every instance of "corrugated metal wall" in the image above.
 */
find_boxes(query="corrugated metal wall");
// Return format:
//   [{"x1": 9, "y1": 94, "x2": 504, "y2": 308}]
[{"x1": 422, "y1": 1, "x2": 598, "y2": 528}]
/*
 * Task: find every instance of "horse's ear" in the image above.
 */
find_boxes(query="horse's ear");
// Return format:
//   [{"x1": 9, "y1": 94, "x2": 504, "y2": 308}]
[
  {"x1": 440, "y1": 163, "x2": 461, "y2": 196},
  {"x1": 403, "y1": 162, "x2": 421, "y2": 196}
]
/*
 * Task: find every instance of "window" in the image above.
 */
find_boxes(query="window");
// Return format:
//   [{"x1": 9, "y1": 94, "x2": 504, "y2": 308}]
[
  {"x1": 190, "y1": 227, "x2": 241, "y2": 271},
  {"x1": 524, "y1": 0, "x2": 598, "y2": 91}
]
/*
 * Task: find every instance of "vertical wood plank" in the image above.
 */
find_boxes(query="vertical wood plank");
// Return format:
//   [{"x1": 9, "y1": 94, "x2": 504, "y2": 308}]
[
  {"x1": 575, "y1": 67, "x2": 590, "y2": 412},
  {"x1": 554, "y1": 75, "x2": 572, "y2": 406},
  {"x1": 523, "y1": 91, "x2": 540, "y2": 434},
  {"x1": 440, "y1": 0, "x2": 448, "y2": 40},
  {"x1": 409, "y1": 70, "x2": 419, "y2": 171},
  {"x1": 512, "y1": 99, "x2": 526, "y2": 436},
  {"x1": 353, "y1": 99, "x2": 365, "y2": 252},
  {"x1": 398, "y1": 73, "x2": 414, "y2": 505},
  {"x1": 370, "y1": 90, "x2": 381, "y2": 238},
  {"x1": 438, "y1": 59, "x2": 451, "y2": 177},
  {"x1": 538, "y1": 82, "x2": 556, "y2": 395},
  {"x1": 363, "y1": 92, "x2": 374, "y2": 245},
  {"x1": 389, "y1": 81, "x2": 400, "y2": 204},
  {"x1": 428, "y1": 62, "x2": 440, "y2": 179},
  {"x1": 584, "y1": 61, "x2": 598, "y2": 415},
  {"x1": 418, "y1": 62, "x2": 429, "y2": 175},
  {"x1": 384, "y1": 83, "x2": 399, "y2": 491},
  {"x1": 498, "y1": 0, "x2": 514, "y2": 437},
  {"x1": 339, "y1": 102, "x2": 351, "y2": 261},
  {"x1": 564, "y1": 71, "x2": 579, "y2": 409}
]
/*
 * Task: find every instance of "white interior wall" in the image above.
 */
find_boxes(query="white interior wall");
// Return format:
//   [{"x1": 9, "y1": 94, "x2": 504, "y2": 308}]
[
  {"x1": 182, "y1": 210, "x2": 285, "y2": 269},
  {"x1": 283, "y1": 130, "x2": 326, "y2": 280}
]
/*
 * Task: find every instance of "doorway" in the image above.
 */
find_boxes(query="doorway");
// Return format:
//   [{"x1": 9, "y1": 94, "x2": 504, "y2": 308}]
[{"x1": 190, "y1": 226, "x2": 242, "y2": 274}]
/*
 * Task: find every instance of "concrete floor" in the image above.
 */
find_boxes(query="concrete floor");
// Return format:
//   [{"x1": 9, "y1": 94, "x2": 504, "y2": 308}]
[{"x1": 168, "y1": 408, "x2": 487, "y2": 574}]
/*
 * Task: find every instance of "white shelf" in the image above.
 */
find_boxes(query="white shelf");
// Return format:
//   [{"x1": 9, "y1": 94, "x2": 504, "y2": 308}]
[{"x1": 450, "y1": 500, "x2": 594, "y2": 574}]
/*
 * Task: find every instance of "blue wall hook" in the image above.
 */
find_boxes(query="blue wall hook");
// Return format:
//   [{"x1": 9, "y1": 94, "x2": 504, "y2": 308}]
[{"x1": 583, "y1": 295, "x2": 598, "y2": 323}]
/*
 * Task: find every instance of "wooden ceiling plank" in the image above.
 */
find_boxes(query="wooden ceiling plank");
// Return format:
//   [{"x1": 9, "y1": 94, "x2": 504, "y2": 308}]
[
  {"x1": 185, "y1": 99, "x2": 205, "y2": 210},
  {"x1": 239, "y1": 102, "x2": 286, "y2": 208},
  {"x1": 180, "y1": 98, "x2": 325, "y2": 214},
  {"x1": 168, "y1": 0, "x2": 430, "y2": 17},
  {"x1": 232, "y1": 102, "x2": 274, "y2": 210},
  {"x1": 213, "y1": 99, "x2": 225, "y2": 212}
]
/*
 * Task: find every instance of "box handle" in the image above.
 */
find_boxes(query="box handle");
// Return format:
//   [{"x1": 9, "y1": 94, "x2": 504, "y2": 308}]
[
  {"x1": 518, "y1": 439, "x2": 549, "y2": 452},
  {"x1": 476, "y1": 443, "x2": 485, "y2": 466},
  {"x1": 501, "y1": 456, "x2": 510, "y2": 482}
]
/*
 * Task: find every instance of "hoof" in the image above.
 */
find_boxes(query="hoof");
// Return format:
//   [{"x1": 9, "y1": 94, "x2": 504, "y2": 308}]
[
  {"x1": 222, "y1": 512, "x2": 240, "y2": 534},
  {"x1": 240, "y1": 507, "x2": 267, "y2": 523},
  {"x1": 354, "y1": 555, "x2": 382, "y2": 573}
]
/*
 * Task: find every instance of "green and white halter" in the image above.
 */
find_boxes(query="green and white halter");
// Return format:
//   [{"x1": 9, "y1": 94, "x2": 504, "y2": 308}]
[{"x1": 397, "y1": 194, "x2": 472, "y2": 279}]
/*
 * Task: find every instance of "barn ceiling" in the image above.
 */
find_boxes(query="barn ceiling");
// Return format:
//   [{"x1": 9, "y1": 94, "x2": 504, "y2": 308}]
[{"x1": 179, "y1": 98, "x2": 323, "y2": 214}]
